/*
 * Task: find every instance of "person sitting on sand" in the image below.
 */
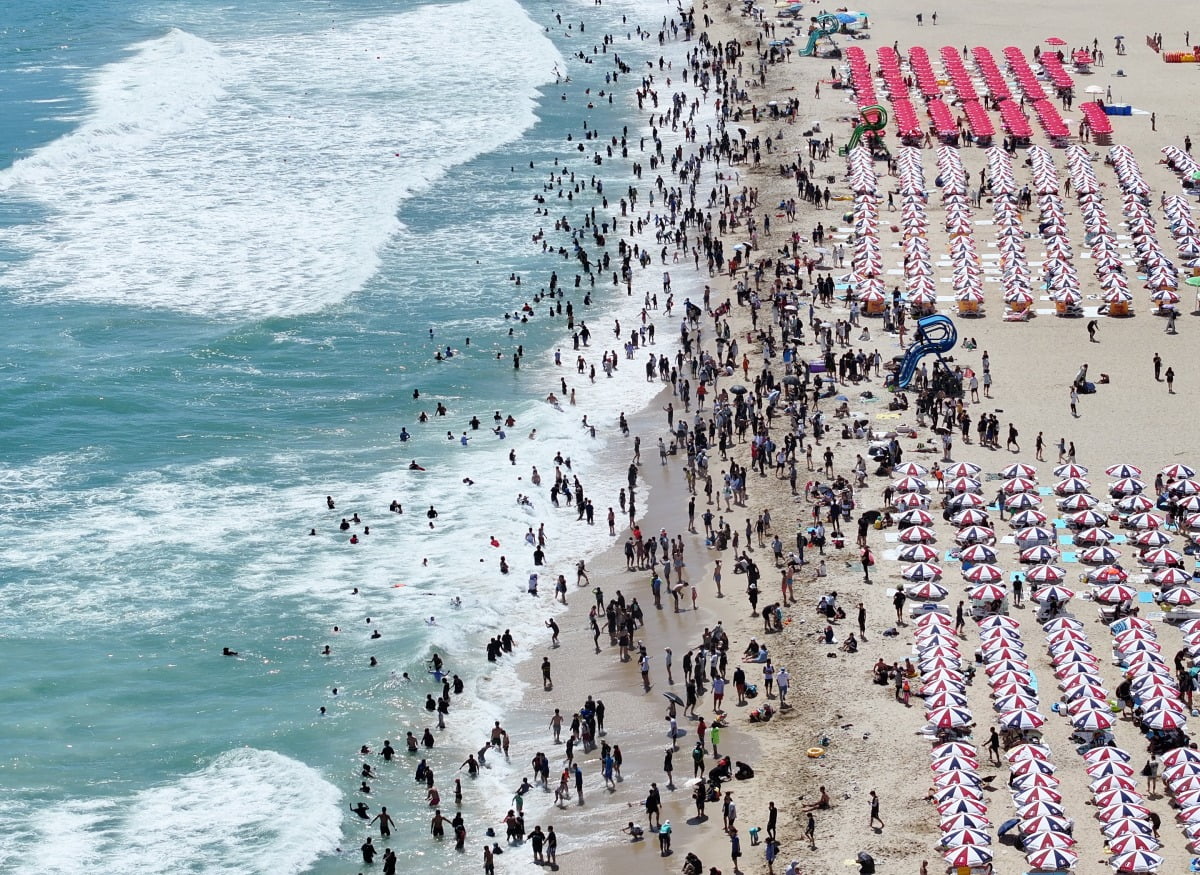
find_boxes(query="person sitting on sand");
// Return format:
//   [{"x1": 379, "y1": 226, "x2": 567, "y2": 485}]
[
  {"x1": 802, "y1": 786, "x2": 831, "y2": 811},
  {"x1": 840, "y1": 633, "x2": 858, "y2": 654}
]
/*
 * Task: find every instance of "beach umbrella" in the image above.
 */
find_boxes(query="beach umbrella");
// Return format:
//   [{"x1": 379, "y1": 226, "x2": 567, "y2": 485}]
[
  {"x1": 985, "y1": 658, "x2": 1031, "y2": 678},
  {"x1": 1185, "y1": 513, "x2": 1200, "y2": 531},
  {"x1": 1033, "y1": 584, "x2": 1075, "y2": 604},
  {"x1": 1080, "y1": 545, "x2": 1122, "y2": 564},
  {"x1": 1160, "y1": 747, "x2": 1200, "y2": 769},
  {"x1": 969, "y1": 583, "x2": 1008, "y2": 602},
  {"x1": 1095, "y1": 583, "x2": 1137, "y2": 604},
  {"x1": 900, "y1": 525, "x2": 937, "y2": 543},
  {"x1": 955, "y1": 525, "x2": 996, "y2": 545},
  {"x1": 1100, "y1": 802, "x2": 1154, "y2": 823},
  {"x1": 952, "y1": 508, "x2": 991, "y2": 527},
  {"x1": 1026, "y1": 564, "x2": 1067, "y2": 583},
  {"x1": 994, "y1": 692, "x2": 1040, "y2": 712},
  {"x1": 1020, "y1": 815, "x2": 1071, "y2": 835},
  {"x1": 1142, "y1": 547, "x2": 1184, "y2": 567},
  {"x1": 1026, "y1": 848, "x2": 1078, "y2": 871},
  {"x1": 1010, "y1": 509, "x2": 1050, "y2": 528},
  {"x1": 1108, "y1": 835, "x2": 1163, "y2": 855},
  {"x1": 1076, "y1": 526, "x2": 1115, "y2": 545},
  {"x1": 898, "y1": 543, "x2": 940, "y2": 562},
  {"x1": 900, "y1": 508, "x2": 936, "y2": 527},
  {"x1": 1181, "y1": 495, "x2": 1200, "y2": 513},
  {"x1": 1001, "y1": 463, "x2": 1039, "y2": 480},
  {"x1": 1043, "y1": 616, "x2": 1084, "y2": 632},
  {"x1": 928, "y1": 706, "x2": 975, "y2": 728},
  {"x1": 940, "y1": 813, "x2": 990, "y2": 831},
  {"x1": 1103, "y1": 819, "x2": 1155, "y2": 839},
  {"x1": 1057, "y1": 492, "x2": 1097, "y2": 511},
  {"x1": 1071, "y1": 709, "x2": 1115, "y2": 731},
  {"x1": 1162, "y1": 463, "x2": 1196, "y2": 479},
  {"x1": 901, "y1": 562, "x2": 943, "y2": 581},
  {"x1": 960, "y1": 544, "x2": 998, "y2": 563},
  {"x1": 1017, "y1": 800, "x2": 1065, "y2": 820},
  {"x1": 1008, "y1": 493, "x2": 1044, "y2": 511},
  {"x1": 1126, "y1": 512, "x2": 1166, "y2": 530},
  {"x1": 1089, "y1": 760, "x2": 1137, "y2": 779},
  {"x1": 1011, "y1": 757, "x2": 1056, "y2": 778},
  {"x1": 893, "y1": 475, "x2": 927, "y2": 493},
  {"x1": 1117, "y1": 494, "x2": 1156, "y2": 514},
  {"x1": 907, "y1": 580, "x2": 950, "y2": 601},
  {"x1": 1172, "y1": 478, "x2": 1200, "y2": 496},
  {"x1": 1012, "y1": 772, "x2": 1061, "y2": 792},
  {"x1": 1106, "y1": 463, "x2": 1142, "y2": 478},
  {"x1": 939, "y1": 828, "x2": 992, "y2": 848},
  {"x1": 1089, "y1": 564, "x2": 1129, "y2": 584},
  {"x1": 894, "y1": 461, "x2": 929, "y2": 477},
  {"x1": 895, "y1": 492, "x2": 930, "y2": 509},
  {"x1": 934, "y1": 783, "x2": 983, "y2": 803},
  {"x1": 1054, "y1": 477, "x2": 1092, "y2": 495},
  {"x1": 1161, "y1": 586, "x2": 1200, "y2": 606},
  {"x1": 1092, "y1": 775, "x2": 1138, "y2": 794},
  {"x1": 947, "y1": 492, "x2": 987, "y2": 510},
  {"x1": 1023, "y1": 831, "x2": 1076, "y2": 850},
  {"x1": 1021, "y1": 545, "x2": 1060, "y2": 563},
  {"x1": 1085, "y1": 747, "x2": 1132, "y2": 765},
  {"x1": 1142, "y1": 708, "x2": 1187, "y2": 730},
  {"x1": 931, "y1": 742, "x2": 979, "y2": 760},
  {"x1": 963, "y1": 563, "x2": 1004, "y2": 583},
  {"x1": 925, "y1": 691, "x2": 970, "y2": 709},
  {"x1": 1016, "y1": 526, "x2": 1055, "y2": 546},
  {"x1": 999, "y1": 709, "x2": 1046, "y2": 730},
  {"x1": 938, "y1": 798, "x2": 989, "y2": 817},
  {"x1": 979, "y1": 614, "x2": 1022, "y2": 631},
  {"x1": 943, "y1": 846, "x2": 992, "y2": 868},
  {"x1": 948, "y1": 476, "x2": 983, "y2": 494},
  {"x1": 1053, "y1": 463, "x2": 1090, "y2": 479},
  {"x1": 1065, "y1": 695, "x2": 1108, "y2": 715},
  {"x1": 1134, "y1": 530, "x2": 1173, "y2": 548},
  {"x1": 946, "y1": 461, "x2": 982, "y2": 478},
  {"x1": 1068, "y1": 508, "x2": 1108, "y2": 528},
  {"x1": 1109, "y1": 477, "x2": 1146, "y2": 496},
  {"x1": 1002, "y1": 476, "x2": 1040, "y2": 494}
]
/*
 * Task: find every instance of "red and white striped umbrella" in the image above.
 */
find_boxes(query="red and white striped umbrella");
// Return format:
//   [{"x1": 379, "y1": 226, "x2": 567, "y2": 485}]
[
  {"x1": 1134, "y1": 529, "x2": 1173, "y2": 548},
  {"x1": 1027, "y1": 564, "x2": 1067, "y2": 583},
  {"x1": 960, "y1": 543, "x2": 998, "y2": 563},
  {"x1": 969, "y1": 583, "x2": 1007, "y2": 602},
  {"x1": 1095, "y1": 583, "x2": 1138, "y2": 604},
  {"x1": 963, "y1": 563, "x2": 1004, "y2": 583},
  {"x1": 1142, "y1": 547, "x2": 1184, "y2": 567}
]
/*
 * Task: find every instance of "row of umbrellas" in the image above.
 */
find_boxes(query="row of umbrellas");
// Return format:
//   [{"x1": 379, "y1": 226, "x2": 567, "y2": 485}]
[
  {"x1": 1027, "y1": 146, "x2": 1087, "y2": 307},
  {"x1": 1109, "y1": 145, "x2": 1180, "y2": 296},
  {"x1": 984, "y1": 147, "x2": 1039, "y2": 309},
  {"x1": 843, "y1": 46, "x2": 878, "y2": 111},
  {"x1": 1161, "y1": 194, "x2": 1200, "y2": 271},
  {"x1": 875, "y1": 46, "x2": 922, "y2": 139},
  {"x1": 1004, "y1": 46, "x2": 1070, "y2": 139},
  {"x1": 940, "y1": 46, "x2": 995, "y2": 139},
  {"x1": 936, "y1": 148, "x2": 988, "y2": 307},
  {"x1": 1065, "y1": 143, "x2": 1135, "y2": 307}
]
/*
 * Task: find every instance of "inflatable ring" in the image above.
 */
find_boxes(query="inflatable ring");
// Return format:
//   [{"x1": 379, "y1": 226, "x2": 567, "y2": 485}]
[{"x1": 807, "y1": 747, "x2": 825, "y2": 758}]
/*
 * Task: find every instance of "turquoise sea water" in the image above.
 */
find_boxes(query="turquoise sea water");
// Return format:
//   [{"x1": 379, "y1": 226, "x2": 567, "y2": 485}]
[{"x1": 0, "y1": 0, "x2": 688, "y2": 870}]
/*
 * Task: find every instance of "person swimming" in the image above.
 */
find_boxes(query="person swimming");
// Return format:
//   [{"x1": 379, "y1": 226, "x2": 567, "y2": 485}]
[
  {"x1": 222, "y1": 647, "x2": 238, "y2": 656},
  {"x1": 350, "y1": 802, "x2": 370, "y2": 819}
]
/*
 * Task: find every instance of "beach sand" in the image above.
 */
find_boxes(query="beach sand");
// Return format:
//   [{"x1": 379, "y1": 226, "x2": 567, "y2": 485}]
[{"x1": 480, "y1": 2, "x2": 1200, "y2": 874}]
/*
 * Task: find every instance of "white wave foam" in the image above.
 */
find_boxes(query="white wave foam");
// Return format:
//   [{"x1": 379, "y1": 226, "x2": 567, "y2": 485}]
[
  {"x1": 11, "y1": 748, "x2": 341, "y2": 874},
  {"x1": 0, "y1": 0, "x2": 563, "y2": 319}
]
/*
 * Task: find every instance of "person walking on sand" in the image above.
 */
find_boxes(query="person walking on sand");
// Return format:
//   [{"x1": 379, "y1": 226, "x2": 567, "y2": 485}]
[
  {"x1": 1166, "y1": 367, "x2": 1176, "y2": 394},
  {"x1": 1036, "y1": 431, "x2": 1045, "y2": 462},
  {"x1": 869, "y1": 790, "x2": 884, "y2": 829},
  {"x1": 1069, "y1": 386, "x2": 1078, "y2": 418},
  {"x1": 1006, "y1": 423, "x2": 1020, "y2": 453},
  {"x1": 1087, "y1": 319, "x2": 1098, "y2": 342},
  {"x1": 1154, "y1": 352, "x2": 1163, "y2": 381},
  {"x1": 804, "y1": 812, "x2": 816, "y2": 848}
]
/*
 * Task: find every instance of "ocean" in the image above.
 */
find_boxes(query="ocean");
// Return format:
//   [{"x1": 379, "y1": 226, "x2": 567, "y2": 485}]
[{"x1": 0, "y1": 0, "x2": 696, "y2": 870}]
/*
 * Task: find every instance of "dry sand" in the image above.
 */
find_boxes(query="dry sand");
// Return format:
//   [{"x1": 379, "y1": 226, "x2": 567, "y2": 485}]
[{"x1": 491, "y1": 1, "x2": 1200, "y2": 874}]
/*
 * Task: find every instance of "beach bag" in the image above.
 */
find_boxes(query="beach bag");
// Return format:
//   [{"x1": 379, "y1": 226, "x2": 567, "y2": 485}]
[{"x1": 1141, "y1": 761, "x2": 1153, "y2": 776}]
